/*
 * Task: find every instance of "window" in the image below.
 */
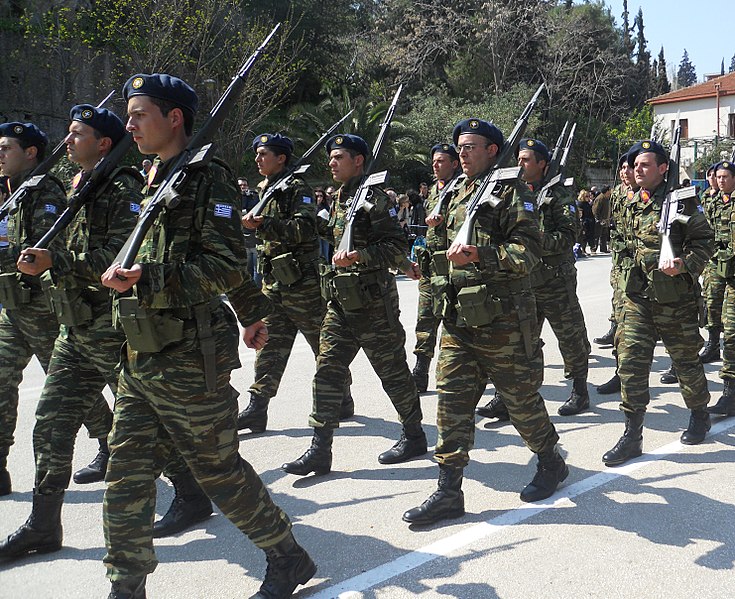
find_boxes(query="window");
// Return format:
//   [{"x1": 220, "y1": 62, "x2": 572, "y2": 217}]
[{"x1": 729, "y1": 113, "x2": 735, "y2": 138}]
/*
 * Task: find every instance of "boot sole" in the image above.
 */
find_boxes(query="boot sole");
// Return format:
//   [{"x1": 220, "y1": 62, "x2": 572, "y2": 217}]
[
  {"x1": 281, "y1": 465, "x2": 331, "y2": 476},
  {"x1": 153, "y1": 510, "x2": 213, "y2": 538},
  {"x1": 0, "y1": 541, "x2": 62, "y2": 560},
  {"x1": 378, "y1": 446, "x2": 428, "y2": 465},
  {"x1": 73, "y1": 471, "x2": 106, "y2": 484},
  {"x1": 603, "y1": 449, "x2": 642, "y2": 467},
  {"x1": 402, "y1": 508, "x2": 465, "y2": 525}
]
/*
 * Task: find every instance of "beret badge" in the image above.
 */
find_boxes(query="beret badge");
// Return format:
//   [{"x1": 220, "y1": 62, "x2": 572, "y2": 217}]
[
  {"x1": 724, "y1": 162, "x2": 731, "y2": 169},
  {"x1": 642, "y1": 141, "x2": 651, "y2": 149},
  {"x1": 132, "y1": 77, "x2": 144, "y2": 89},
  {"x1": 335, "y1": 136, "x2": 343, "y2": 145},
  {"x1": 469, "y1": 120, "x2": 479, "y2": 129},
  {"x1": 13, "y1": 125, "x2": 23, "y2": 135},
  {"x1": 81, "y1": 109, "x2": 93, "y2": 120},
  {"x1": 260, "y1": 135, "x2": 268, "y2": 143}
]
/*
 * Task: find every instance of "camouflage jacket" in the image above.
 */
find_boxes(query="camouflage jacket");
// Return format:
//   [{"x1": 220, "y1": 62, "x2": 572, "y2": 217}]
[
  {"x1": 445, "y1": 167, "x2": 541, "y2": 291},
  {"x1": 322, "y1": 175, "x2": 408, "y2": 274},
  {"x1": 424, "y1": 173, "x2": 461, "y2": 252},
  {"x1": 620, "y1": 182, "x2": 714, "y2": 279},
  {"x1": 531, "y1": 180, "x2": 577, "y2": 263},
  {"x1": 708, "y1": 190, "x2": 735, "y2": 256},
  {"x1": 133, "y1": 155, "x2": 270, "y2": 326},
  {"x1": 255, "y1": 172, "x2": 319, "y2": 261},
  {"x1": 0, "y1": 168, "x2": 67, "y2": 293}
]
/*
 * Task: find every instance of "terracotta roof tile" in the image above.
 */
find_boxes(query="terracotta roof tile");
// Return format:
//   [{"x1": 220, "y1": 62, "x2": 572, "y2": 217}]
[{"x1": 648, "y1": 72, "x2": 735, "y2": 105}]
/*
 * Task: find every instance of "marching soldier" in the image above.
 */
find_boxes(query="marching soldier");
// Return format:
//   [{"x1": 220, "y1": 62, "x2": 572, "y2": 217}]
[
  {"x1": 410, "y1": 143, "x2": 461, "y2": 393},
  {"x1": 101, "y1": 73, "x2": 314, "y2": 599},
  {"x1": 282, "y1": 133, "x2": 428, "y2": 476},
  {"x1": 403, "y1": 119, "x2": 567, "y2": 525}
]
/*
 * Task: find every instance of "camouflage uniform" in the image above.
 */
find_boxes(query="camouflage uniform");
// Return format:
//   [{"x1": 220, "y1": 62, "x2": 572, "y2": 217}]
[
  {"x1": 608, "y1": 183, "x2": 634, "y2": 325},
  {"x1": 711, "y1": 190, "x2": 735, "y2": 379},
  {"x1": 701, "y1": 187, "x2": 726, "y2": 333},
  {"x1": 103, "y1": 157, "x2": 291, "y2": 581},
  {"x1": 616, "y1": 184, "x2": 713, "y2": 414},
  {"x1": 435, "y1": 170, "x2": 558, "y2": 468},
  {"x1": 32, "y1": 167, "x2": 142, "y2": 494},
  {"x1": 0, "y1": 170, "x2": 110, "y2": 467}
]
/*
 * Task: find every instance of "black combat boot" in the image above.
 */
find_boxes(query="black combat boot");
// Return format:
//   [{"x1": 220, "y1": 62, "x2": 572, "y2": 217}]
[
  {"x1": 680, "y1": 409, "x2": 711, "y2": 445},
  {"x1": 602, "y1": 412, "x2": 644, "y2": 466},
  {"x1": 596, "y1": 373, "x2": 621, "y2": 394},
  {"x1": 0, "y1": 491, "x2": 63, "y2": 559},
  {"x1": 108, "y1": 576, "x2": 147, "y2": 599},
  {"x1": 659, "y1": 362, "x2": 678, "y2": 384},
  {"x1": 699, "y1": 327, "x2": 721, "y2": 364},
  {"x1": 378, "y1": 422, "x2": 428, "y2": 464},
  {"x1": 340, "y1": 390, "x2": 355, "y2": 420},
  {"x1": 558, "y1": 378, "x2": 590, "y2": 416},
  {"x1": 402, "y1": 464, "x2": 465, "y2": 525},
  {"x1": 708, "y1": 378, "x2": 735, "y2": 416},
  {"x1": 73, "y1": 437, "x2": 109, "y2": 484},
  {"x1": 153, "y1": 472, "x2": 213, "y2": 537},
  {"x1": 519, "y1": 446, "x2": 569, "y2": 503},
  {"x1": 0, "y1": 453, "x2": 10, "y2": 496},
  {"x1": 281, "y1": 428, "x2": 333, "y2": 476},
  {"x1": 237, "y1": 394, "x2": 270, "y2": 433},
  {"x1": 411, "y1": 354, "x2": 431, "y2": 394},
  {"x1": 249, "y1": 532, "x2": 316, "y2": 599},
  {"x1": 593, "y1": 322, "x2": 617, "y2": 346},
  {"x1": 474, "y1": 392, "x2": 510, "y2": 421}
]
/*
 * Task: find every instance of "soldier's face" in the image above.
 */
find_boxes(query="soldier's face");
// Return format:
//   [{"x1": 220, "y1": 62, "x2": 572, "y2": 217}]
[
  {"x1": 432, "y1": 153, "x2": 457, "y2": 182},
  {"x1": 457, "y1": 134, "x2": 496, "y2": 178},
  {"x1": 620, "y1": 163, "x2": 634, "y2": 187},
  {"x1": 65, "y1": 121, "x2": 105, "y2": 170},
  {"x1": 517, "y1": 149, "x2": 545, "y2": 184},
  {"x1": 126, "y1": 96, "x2": 174, "y2": 158},
  {"x1": 329, "y1": 149, "x2": 363, "y2": 183},
  {"x1": 708, "y1": 171, "x2": 719, "y2": 190},
  {"x1": 633, "y1": 152, "x2": 667, "y2": 189},
  {"x1": 255, "y1": 146, "x2": 286, "y2": 177},
  {"x1": 716, "y1": 169, "x2": 735, "y2": 194},
  {"x1": 0, "y1": 137, "x2": 33, "y2": 178}
]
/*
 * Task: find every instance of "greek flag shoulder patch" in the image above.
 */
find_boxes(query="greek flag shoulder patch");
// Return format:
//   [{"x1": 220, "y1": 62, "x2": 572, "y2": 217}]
[
  {"x1": 523, "y1": 202, "x2": 535, "y2": 212},
  {"x1": 44, "y1": 204, "x2": 57, "y2": 214},
  {"x1": 130, "y1": 202, "x2": 141, "y2": 214},
  {"x1": 214, "y1": 203, "x2": 233, "y2": 218},
  {"x1": 697, "y1": 205, "x2": 704, "y2": 213},
  {"x1": 569, "y1": 205, "x2": 576, "y2": 213},
  {"x1": 302, "y1": 195, "x2": 312, "y2": 204},
  {"x1": 389, "y1": 207, "x2": 397, "y2": 217}
]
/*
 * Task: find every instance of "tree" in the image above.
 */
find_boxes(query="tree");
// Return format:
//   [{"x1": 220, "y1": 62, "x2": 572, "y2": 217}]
[
  {"x1": 730, "y1": 53, "x2": 735, "y2": 73},
  {"x1": 631, "y1": 8, "x2": 651, "y2": 106},
  {"x1": 621, "y1": 0, "x2": 634, "y2": 58},
  {"x1": 722, "y1": 58, "x2": 726, "y2": 76},
  {"x1": 651, "y1": 46, "x2": 670, "y2": 96},
  {"x1": 677, "y1": 49, "x2": 697, "y2": 87}
]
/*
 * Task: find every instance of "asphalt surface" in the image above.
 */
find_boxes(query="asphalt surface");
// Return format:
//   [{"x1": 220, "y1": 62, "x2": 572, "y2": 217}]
[{"x1": 1, "y1": 253, "x2": 734, "y2": 599}]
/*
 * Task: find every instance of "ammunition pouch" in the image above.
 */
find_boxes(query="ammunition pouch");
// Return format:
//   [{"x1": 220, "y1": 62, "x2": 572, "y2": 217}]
[
  {"x1": 621, "y1": 262, "x2": 646, "y2": 295},
  {"x1": 649, "y1": 269, "x2": 690, "y2": 305},
  {"x1": 431, "y1": 275, "x2": 450, "y2": 319},
  {"x1": 40, "y1": 272, "x2": 93, "y2": 328},
  {"x1": 431, "y1": 250, "x2": 449, "y2": 277},
  {"x1": 0, "y1": 273, "x2": 31, "y2": 310},
  {"x1": 270, "y1": 252, "x2": 303, "y2": 286},
  {"x1": 415, "y1": 245, "x2": 432, "y2": 278},
  {"x1": 716, "y1": 249, "x2": 735, "y2": 278},
  {"x1": 541, "y1": 253, "x2": 566, "y2": 268},
  {"x1": 332, "y1": 272, "x2": 368, "y2": 311},
  {"x1": 115, "y1": 296, "x2": 185, "y2": 353},
  {"x1": 456, "y1": 284, "x2": 504, "y2": 327},
  {"x1": 319, "y1": 263, "x2": 336, "y2": 302}
]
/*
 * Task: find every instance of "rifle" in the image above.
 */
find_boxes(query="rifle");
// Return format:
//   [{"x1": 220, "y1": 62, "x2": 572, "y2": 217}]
[
  {"x1": 113, "y1": 24, "x2": 280, "y2": 270},
  {"x1": 452, "y1": 83, "x2": 545, "y2": 247},
  {"x1": 657, "y1": 112, "x2": 697, "y2": 268},
  {"x1": 0, "y1": 90, "x2": 115, "y2": 221},
  {"x1": 335, "y1": 84, "x2": 403, "y2": 254},
  {"x1": 24, "y1": 133, "x2": 134, "y2": 261},
  {"x1": 428, "y1": 171, "x2": 462, "y2": 219},
  {"x1": 246, "y1": 109, "x2": 354, "y2": 218},
  {"x1": 536, "y1": 122, "x2": 576, "y2": 206}
]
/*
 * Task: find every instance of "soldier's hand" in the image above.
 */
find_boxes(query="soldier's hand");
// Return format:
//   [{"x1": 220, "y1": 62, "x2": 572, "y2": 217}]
[
  {"x1": 243, "y1": 320, "x2": 268, "y2": 350},
  {"x1": 17, "y1": 248, "x2": 52, "y2": 275},
  {"x1": 101, "y1": 262, "x2": 142, "y2": 292},
  {"x1": 242, "y1": 213, "x2": 264, "y2": 230},
  {"x1": 660, "y1": 257, "x2": 684, "y2": 276},
  {"x1": 333, "y1": 249, "x2": 359, "y2": 267},
  {"x1": 402, "y1": 261, "x2": 421, "y2": 280},
  {"x1": 447, "y1": 243, "x2": 479, "y2": 266},
  {"x1": 426, "y1": 214, "x2": 444, "y2": 227}
]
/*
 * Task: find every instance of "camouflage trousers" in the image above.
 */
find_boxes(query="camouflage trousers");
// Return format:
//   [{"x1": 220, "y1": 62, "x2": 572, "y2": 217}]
[
  {"x1": 608, "y1": 263, "x2": 625, "y2": 324},
  {"x1": 310, "y1": 273, "x2": 422, "y2": 429},
  {"x1": 413, "y1": 273, "x2": 442, "y2": 359},
  {"x1": 618, "y1": 292, "x2": 709, "y2": 413},
  {"x1": 0, "y1": 300, "x2": 110, "y2": 457},
  {"x1": 533, "y1": 262, "x2": 591, "y2": 380},
  {"x1": 435, "y1": 292, "x2": 559, "y2": 469},
  {"x1": 719, "y1": 281, "x2": 735, "y2": 380},
  {"x1": 33, "y1": 316, "x2": 120, "y2": 493},
  {"x1": 249, "y1": 271, "x2": 351, "y2": 400},
  {"x1": 702, "y1": 261, "x2": 726, "y2": 331},
  {"x1": 104, "y1": 307, "x2": 291, "y2": 580}
]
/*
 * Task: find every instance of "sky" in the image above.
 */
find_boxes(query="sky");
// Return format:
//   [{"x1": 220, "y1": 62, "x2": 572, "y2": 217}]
[{"x1": 606, "y1": 0, "x2": 732, "y2": 81}]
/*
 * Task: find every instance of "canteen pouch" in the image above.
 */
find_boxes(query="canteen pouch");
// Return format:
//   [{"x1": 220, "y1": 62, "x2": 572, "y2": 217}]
[
  {"x1": 456, "y1": 284, "x2": 502, "y2": 327},
  {"x1": 270, "y1": 252, "x2": 302, "y2": 285},
  {"x1": 116, "y1": 296, "x2": 185, "y2": 353},
  {"x1": 332, "y1": 272, "x2": 366, "y2": 311},
  {"x1": 622, "y1": 262, "x2": 645, "y2": 295},
  {"x1": 716, "y1": 249, "x2": 735, "y2": 278},
  {"x1": 40, "y1": 273, "x2": 93, "y2": 327},
  {"x1": 319, "y1": 263, "x2": 336, "y2": 302},
  {"x1": 650, "y1": 269, "x2": 689, "y2": 305},
  {"x1": 415, "y1": 245, "x2": 431, "y2": 277},
  {"x1": 431, "y1": 251, "x2": 449, "y2": 277},
  {"x1": 0, "y1": 273, "x2": 31, "y2": 309},
  {"x1": 431, "y1": 275, "x2": 450, "y2": 318}
]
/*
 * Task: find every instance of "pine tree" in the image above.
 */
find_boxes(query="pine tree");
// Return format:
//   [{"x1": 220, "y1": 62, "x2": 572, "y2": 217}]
[
  {"x1": 730, "y1": 53, "x2": 735, "y2": 73},
  {"x1": 722, "y1": 58, "x2": 726, "y2": 76},
  {"x1": 632, "y1": 8, "x2": 651, "y2": 103},
  {"x1": 621, "y1": 0, "x2": 634, "y2": 58},
  {"x1": 677, "y1": 49, "x2": 697, "y2": 87},
  {"x1": 656, "y1": 47, "x2": 670, "y2": 94}
]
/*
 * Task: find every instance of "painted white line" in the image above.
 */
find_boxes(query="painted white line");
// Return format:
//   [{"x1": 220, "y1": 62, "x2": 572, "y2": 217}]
[{"x1": 310, "y1": 417, "x2": 735, "y2": 599}]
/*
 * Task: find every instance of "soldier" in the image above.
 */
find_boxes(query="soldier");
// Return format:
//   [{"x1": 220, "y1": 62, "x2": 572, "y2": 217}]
[
  {"x1": 0, "y1": 122, "x2": 111, "y2": 497},
  {"x1": 698, "y1": 163, "x2": 724, "y2": 364},
  {"x1": 100, "y1": 73, "x2": 314, "y2": 599},
  {"x1": 602, "y1": 140, "x2": 714, "y2": 467},
  {"x1": 403, "y1": 119, "x2": 567, "y2": 525},
  {"x1": 708, "y1": 161, "x2": 735, "y2": 417},
  {"x1": 282, "y1": 133, "x2": 427, "y2": 476},
  {"x1": 0, "y1": 105, "x2": 142, "y2": 559},
  {"x1": 410, "y1": 143, "x2": 461, "y2": 393},
  {"x1": 237, "y1": 132, "x2": 353, "y2": 433}
]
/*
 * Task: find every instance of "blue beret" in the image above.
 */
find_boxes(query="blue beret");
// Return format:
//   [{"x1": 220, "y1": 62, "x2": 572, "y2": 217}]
[
  {"x1": 707, "y1": 162, "x2": 719, "y2": 175},
  {"x1": 618, "y1": 152, "x2": 629, "y2": 169},
  {"x1": 122, "y1": 73, "x2": 199, "y2": 115},
  {"x1": 452, "y1": 118, "x2": 504, "y2": 148},
  {"x1": 715, "y1": 161, "x2": 735, "y2": 176},
  {"x1": 628, "y1": 139, "x2": 667, "y2": 164},
  {"x1": 325, "y1": 133, "x2": 369, "y2": 158},
  {"x1": 252, "y1": 133, "x2": 294, "y2": 157},
  {"x1": 0, "y1": 122, "x2": 48, "y2": 151},
  {"x1": 519, "y1": 138, "x2": 550, "y2": 163},
  {"x1": 430, "y1": 143, "x2": 459, "y2": 161},
  {"x1": 69, "y1": 104, "x2": 126, "y2": 145}
]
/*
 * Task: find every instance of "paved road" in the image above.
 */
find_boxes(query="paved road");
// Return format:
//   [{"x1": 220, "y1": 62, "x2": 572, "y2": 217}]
[{"x1": 1, "y1": 254, "x2": 734, "y2": 599}]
